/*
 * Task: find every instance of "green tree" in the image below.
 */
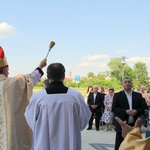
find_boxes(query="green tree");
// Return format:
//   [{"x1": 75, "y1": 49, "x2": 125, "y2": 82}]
[
  {"x1": 133, "y1": 62, "x2": 148, "y2": 87},
  {"x1": 124, "y1": 67, "x2": 135, "y2": 81},
  {"x1": 87, "y1": 72, "x2": 95, "y2": 78},
  {"x1": 107, "y1": 58, "x2": 123, "y2": 82},
  {"x1": 107, "y1": 57, "x2": 135, "y2": 83}
]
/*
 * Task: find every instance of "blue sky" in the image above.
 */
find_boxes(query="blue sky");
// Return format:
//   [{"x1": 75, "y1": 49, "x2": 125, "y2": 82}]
[{"x1": 1, "y1": 0, "x2": 150, "y2": 78}]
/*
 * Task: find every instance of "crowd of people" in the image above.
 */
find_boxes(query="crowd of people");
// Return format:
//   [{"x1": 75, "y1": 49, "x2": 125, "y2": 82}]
[
  {"x1": 86, "y1": 79, "x2": 150, "y2": 150},
  {"x1": 86, "y1": 85, "x2": 115, "y2": 132},
  {"x1": 1, "y1": 45, "x2": 150, "y2": 150}
]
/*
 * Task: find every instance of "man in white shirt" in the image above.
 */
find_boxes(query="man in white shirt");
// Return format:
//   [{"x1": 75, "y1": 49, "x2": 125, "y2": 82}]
[
  {"x1": 112, "y1": 77, "x2": 145, "y2": 150},
  {"x1": 87, "y1": 84, "x2": 103, "y2": 131},
  {"x1": 25, "y1": 62, "x2": 91, "y2": 150}
]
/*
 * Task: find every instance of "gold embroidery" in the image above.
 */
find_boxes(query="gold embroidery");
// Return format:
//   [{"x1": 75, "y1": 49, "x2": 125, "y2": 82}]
[
  {"x1": 0, "y1": 118, "x2": 3, "y2": 126},
  {"x1": 0, "y1": 82, "x2": 7, "y2": 149},
  {"x1": 0, "y1": 129, "x2": 4, "y2": 149}
]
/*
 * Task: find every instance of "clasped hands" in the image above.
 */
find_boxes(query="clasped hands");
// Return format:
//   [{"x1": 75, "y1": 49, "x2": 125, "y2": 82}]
[
  {"x1": 126, "y1": 109, "x2": 137, "y2": 116},
  {"x1": 106, "y1": 107, "x2": 112, "y2": 111},
  {"x1": 146, "y1": 100, "x2": 150, "y2": 106},
  {"x1": 91, "y1": 105, "x2": 98, "y2": 109}
]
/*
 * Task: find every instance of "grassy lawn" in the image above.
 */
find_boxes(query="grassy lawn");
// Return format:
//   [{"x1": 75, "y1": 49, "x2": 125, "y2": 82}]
[
  {"x1": 33, "y1": 87, "x2": 43, "y2": 92},
  {"x1": 71, "y1": 87, "x2": 87, "y2": 97},
  {"x1": 33, "y1": 87, "x2": 87, "y2": 98}
]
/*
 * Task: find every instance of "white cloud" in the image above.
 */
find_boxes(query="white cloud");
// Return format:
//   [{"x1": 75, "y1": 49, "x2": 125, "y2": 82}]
[
  {"x1": 79, "y1": 62, "x2": 90, "y2": 67},
  {"x1": 75, "y1": 54, "x2": 150, "y2": 77},
  {"x1": 126, "y1": 57, "x2": 150, "y2": 75},
  {"x1": 82, "y1": 54, "x2": 110, "y2": 61},
  {"x1": 78, "y1": 54, "x2": 110, "y2": 69},
  {"x1": 80, "y1": 55, "x2": 150, "y2": 69},
  {"x1": 127, "y1": 57, "x2": 150, "y2": 64},
  {"x1": 0, "y1": 22, "x2": 16, "y2": 38},
  {"x1": 79, "y1": 61, "x2": 108, "y2": 68},
  {"x1": 115, "y1": 49, "x2": 128, "y2": 53},
  {"x1": 73, "y1": 54, "x2": 110, "y2": 77}
]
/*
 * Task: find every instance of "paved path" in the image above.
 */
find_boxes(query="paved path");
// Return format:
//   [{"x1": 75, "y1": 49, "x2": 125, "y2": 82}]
[
  {"x1": 82, "y1": 125, "x2": 115, "y2": 150},
  {"x1": 81, "y1": 125, "x2": 146, "y2": 150}
]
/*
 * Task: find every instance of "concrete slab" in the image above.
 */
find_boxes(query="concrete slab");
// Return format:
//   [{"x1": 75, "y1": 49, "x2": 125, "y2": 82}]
[{"x1": 81, "y1": 125, "x2": 146, "y2": 150}]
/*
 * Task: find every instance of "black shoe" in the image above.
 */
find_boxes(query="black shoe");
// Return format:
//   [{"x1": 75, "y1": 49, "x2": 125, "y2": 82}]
[
  {"x1": 87, "y1": 127, "x2": 92, "y2": 130},
  {"x1": 96, "y1": 128, "x2": 99, "y2": 131}
]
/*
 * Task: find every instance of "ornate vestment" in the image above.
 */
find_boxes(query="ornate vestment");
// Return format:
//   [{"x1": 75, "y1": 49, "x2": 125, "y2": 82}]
[
  {"x1": 119, "y1": 127, "x2": 150, "y2": 150},
  {"x1": 0, "y1": 69, "x2": 42, "y2": 150}
]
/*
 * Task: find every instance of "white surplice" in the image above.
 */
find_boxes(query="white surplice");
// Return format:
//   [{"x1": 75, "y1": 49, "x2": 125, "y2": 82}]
[{"x1": 25, "y1": 88, "x2": 91, "y2": 150}]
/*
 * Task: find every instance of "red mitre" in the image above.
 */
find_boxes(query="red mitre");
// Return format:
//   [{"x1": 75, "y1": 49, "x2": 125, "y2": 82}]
[{"x1": 0, "y1": 46, "x2": 8, "y2": 70}]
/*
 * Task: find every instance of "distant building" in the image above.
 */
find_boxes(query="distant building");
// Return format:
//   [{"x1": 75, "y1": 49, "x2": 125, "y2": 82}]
[{"x1": 105, "y1": 76, "x2": 111, "y2": 80}]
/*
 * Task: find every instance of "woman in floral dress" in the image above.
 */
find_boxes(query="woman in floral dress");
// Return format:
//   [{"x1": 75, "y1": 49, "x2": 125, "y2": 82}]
[{"x1": 102, "y1": 88, "x2": 115, "y2": 131}]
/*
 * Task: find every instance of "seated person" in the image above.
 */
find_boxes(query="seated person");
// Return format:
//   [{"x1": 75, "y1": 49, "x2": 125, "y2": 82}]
[{"x1": 115, "y1": 117, "x2": 150, "y2": 150}]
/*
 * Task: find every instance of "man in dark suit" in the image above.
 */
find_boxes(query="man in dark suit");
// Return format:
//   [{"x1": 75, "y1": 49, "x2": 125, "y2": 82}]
[
  {"x1": 87, "y1": 84, "x2": 103, "y2": 131},
  {"x1": 112, "y1": 77, "x2": 145, "y2": 150}
]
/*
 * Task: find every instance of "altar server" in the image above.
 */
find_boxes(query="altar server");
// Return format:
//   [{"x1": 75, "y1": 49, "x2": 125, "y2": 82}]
[{"x1": 25, "y1": 62, "x2": 91, "y2": 150}]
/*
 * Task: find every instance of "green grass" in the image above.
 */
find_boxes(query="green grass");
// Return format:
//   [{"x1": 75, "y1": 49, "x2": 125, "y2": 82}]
[
  {"x1": 33, "y1": 87, "x2": 42, "y2": 92},
  {"x1": 71, "y1": 87, "x2": 87, "y2": 97}
]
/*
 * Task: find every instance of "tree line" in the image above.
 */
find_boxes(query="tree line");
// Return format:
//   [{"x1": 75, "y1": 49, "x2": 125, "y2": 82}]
[{"x1": 35, "y1": 57, "x2": 149, "y2": 91}]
